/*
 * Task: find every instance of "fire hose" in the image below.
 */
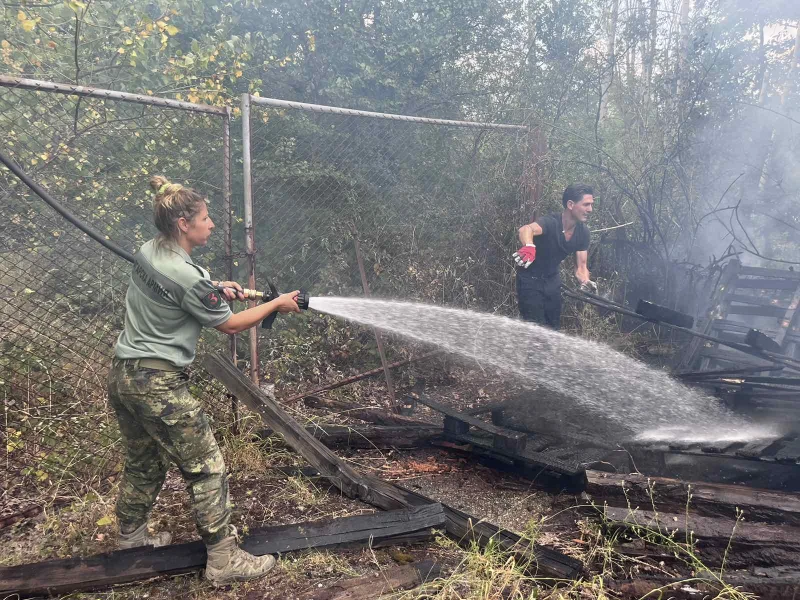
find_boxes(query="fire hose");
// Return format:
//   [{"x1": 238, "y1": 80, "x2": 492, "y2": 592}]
[
  {"x1": 562, "y1": 284, "x2": 800, "y2": 373},
  {"x1": 0, "y1": 150, "x2": 309, "y2": 328}
]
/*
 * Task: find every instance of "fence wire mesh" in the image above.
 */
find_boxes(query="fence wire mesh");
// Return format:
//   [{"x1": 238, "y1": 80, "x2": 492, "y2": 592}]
[
  {"x1": 0, "y1": 80, "x2": 240, "y2": 518},
  {"x1": 247, "y1": 98, "x2": 531, "y2": 389},
  {"x1": 0, "y1": 79, "x2": 532, "y2": 521}
]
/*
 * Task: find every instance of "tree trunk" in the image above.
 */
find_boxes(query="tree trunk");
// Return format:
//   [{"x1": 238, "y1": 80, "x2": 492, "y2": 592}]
[
  {"x1": 676, "y1": 0, "x2": 691, "y2": 104},
  {"x1": 599, "y1": 0, "x2": 619, "y2": 122},
  {"x1": 643, "y1": 0, "x2": 657, "y2": 112},
  {"x1": 758, "y1": 23, "x2": 799, "y2": 194}
]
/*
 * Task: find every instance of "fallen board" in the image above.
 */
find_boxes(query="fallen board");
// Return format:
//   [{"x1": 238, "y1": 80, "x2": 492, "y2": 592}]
[
  {"x1": 604, "y1": 506, "x2": 800, "y2": 547},
  {"x1": 606, "y1": 567, "x2": 800, "y2": 600},
  {"x1": 258, "y1": 424, "x2": 441, "y2": 450},
  {"x1": 0, "y1": 504, "x2": 445, "y2": 598},
  {"x1": 298, "y1": 560, "x2": 441, "y2": 600},
  {"x1": 585, "y1": 470, "x2": 800, "y2": 525}
]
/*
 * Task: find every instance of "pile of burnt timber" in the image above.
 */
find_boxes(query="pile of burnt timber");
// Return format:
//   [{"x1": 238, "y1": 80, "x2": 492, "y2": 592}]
[
  {"x1": 681, "y1": 260, "x2": 800, "y2": 373},
  {"x1": 462, "y1": 388, "x2": 800, "y2": 492},
  {"x1": 295, "y1": 383, "x2": 590, "y2": 490},
  {"x1": 411, "y1": 393, "x2": 588, "y2": 491},
  {"x1": 201, "y1": 354, "x2": 581, "y2": 579},
  {"x1": 586, "y1": 470, "x2": 800, "y2": 599}
]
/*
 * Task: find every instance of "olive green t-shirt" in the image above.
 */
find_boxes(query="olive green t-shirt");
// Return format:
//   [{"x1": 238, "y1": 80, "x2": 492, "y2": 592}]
[{"x1": 114, "y1": 239, "x2": 232, "y2": 367}]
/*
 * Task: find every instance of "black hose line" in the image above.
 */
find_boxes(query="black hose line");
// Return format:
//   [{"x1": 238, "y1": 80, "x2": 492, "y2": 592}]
[
  {"x1": 0, "y1": 150, "x2": 135, "y2": 263},
  {"x1": 561, "y1": 285, "x2": 800, "y2": 373}
]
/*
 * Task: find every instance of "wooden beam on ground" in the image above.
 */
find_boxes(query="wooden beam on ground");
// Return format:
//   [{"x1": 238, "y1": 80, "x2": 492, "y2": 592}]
[
  {"x1": 0, "y1": 505, "x2": 445, "y2": 598},
  {"x1": 202, "y1": 353, "x2": 583, "y2": 581},
  {"x1": 615, "y1": 540, "x2": 800, "y2": 569},
  {"x1": 604, "y1": 505, "x2": 800, "y2": 547},
  {"x1": 585, "y1": 470, "x2": 800, "y2": 525},
  {"x1": 413, "y1": 393, "x2": 527, "y2": 454},
  {"x1": 464, "y1": 400, "x2": 516, "y2": 416},
  {"x1": 258, "y1": 424, "x2": 441, "y2": 450},
  {"x1": 606, "y1": 567, "x2": 800, "y2": 600},
  {"x1": 298, "y1": 560, "x2": 441, "y2": 600},
  {"x1": 303, "y1": 396, "x2": 431, "y2": 427}
]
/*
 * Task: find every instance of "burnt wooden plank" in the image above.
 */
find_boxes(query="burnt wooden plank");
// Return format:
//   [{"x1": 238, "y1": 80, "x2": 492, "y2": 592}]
[
  {"x1": 585, "y1": 470, "x2": 800, "y2": 524},
  {"x1": 604, "y1": 505, "x2": 800, "y2": 547},
  {"x1": 726, "y1": 304, "x2": 788, "y2": 318},
  {"x1": 0, "y1": 505, "x2": 445, "y2": 598},
  {"x1": 614, "y1": 540, "x2": 800, "y2": 570},
  {"x1": 298, "y1": 560, "x2": 442, "y2": 600},
  {"x1": 734, "y1": 278, "x2": 800, "y2": 290},
  {"x1": 735, "y1": 438, "x2": 780, "y2": 459},
  {"x1": 696, "y1": 348, "x2": 774, "y2": 367},
  {"x1": 258, "y1": 424, "x2": 441, "y2": 450},
  {"x1": 414, "y1": 394, "x2": 526, "y2": 452},
  {"x1": 606, "y1": 569, "x2": 800, "y2": 600},
  {"x1": 727, "y1": 294, "x2": 789, "y2": 309},
  {"x1": 739, "y1": 266, "x2": 800, "y2": 280}
]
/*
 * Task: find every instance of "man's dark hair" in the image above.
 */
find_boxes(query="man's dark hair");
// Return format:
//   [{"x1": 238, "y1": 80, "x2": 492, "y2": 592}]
[{"x1": 562, "y1": 183, "x2": 593, "y2": 208}]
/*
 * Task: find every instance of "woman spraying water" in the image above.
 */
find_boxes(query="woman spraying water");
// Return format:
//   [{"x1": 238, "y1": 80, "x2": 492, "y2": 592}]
[{"x1": 109, "y1": 176, "x2": 300, "y2": 586}]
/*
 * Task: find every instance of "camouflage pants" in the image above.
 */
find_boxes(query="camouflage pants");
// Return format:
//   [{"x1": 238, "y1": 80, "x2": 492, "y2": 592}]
[{"x1": 108, "y1": 359, "x2": 230, "y2": 545}]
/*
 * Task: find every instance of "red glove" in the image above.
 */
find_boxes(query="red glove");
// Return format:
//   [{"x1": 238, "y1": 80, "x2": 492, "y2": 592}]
[{"x1": 512, "y1": 244, "x2": 536, "y2": 268}]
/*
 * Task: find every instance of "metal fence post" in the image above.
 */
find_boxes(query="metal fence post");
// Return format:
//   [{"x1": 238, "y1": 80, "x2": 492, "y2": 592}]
[
  {"x1": 223, "y1": 107, "x2": 240, "y2": 430},
  {"x1": 241, "y1": 93, "x2": 259, "y2": 386},
  {"x1": 349, "y1": 222, "x2": 398, "y2": 410}
]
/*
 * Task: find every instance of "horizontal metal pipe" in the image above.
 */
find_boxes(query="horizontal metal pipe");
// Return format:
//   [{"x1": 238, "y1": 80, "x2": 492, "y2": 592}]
[
  {"x1": 0, "y1": 75, "x2": 227, "y2": 116},
  {"x1": 249, "y1": 95, "x2": 529, "y2": 132}
]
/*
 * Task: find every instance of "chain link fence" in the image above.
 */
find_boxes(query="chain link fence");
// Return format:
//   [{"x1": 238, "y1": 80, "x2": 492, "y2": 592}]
[
  {"x1": 244, "y1": 96, "x2": 531, "y2": 392},
  {"x1": 0, "y1": 77, "x2": 532, "y2": 521},
  {"x1": 0, "y1": 77, "x2": 241, "y2": 519}
]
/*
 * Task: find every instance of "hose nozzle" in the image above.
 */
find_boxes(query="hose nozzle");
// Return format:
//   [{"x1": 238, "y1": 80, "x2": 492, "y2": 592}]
[
  {"x1": 215, "y1": 281, "x2": 310, "y2": 329},
  {"x1": 295, "y1": 290, "x2": 310, "y2": 311}
]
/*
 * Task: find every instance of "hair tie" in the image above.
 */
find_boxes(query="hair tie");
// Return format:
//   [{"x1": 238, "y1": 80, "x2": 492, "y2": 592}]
[{"x1": 157, "y1": 182, "x2": 183, "y2": 195}]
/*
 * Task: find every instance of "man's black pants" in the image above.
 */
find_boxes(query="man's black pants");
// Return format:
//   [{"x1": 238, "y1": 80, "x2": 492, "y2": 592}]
[{"x1": 516, "y1": 272, "x2": 561, "y2": 330}]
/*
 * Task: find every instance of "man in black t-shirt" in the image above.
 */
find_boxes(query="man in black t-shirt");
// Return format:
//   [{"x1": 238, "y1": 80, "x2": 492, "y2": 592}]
[{"x1": 512, "y1": 183, "x2": 596, "y2": 329}]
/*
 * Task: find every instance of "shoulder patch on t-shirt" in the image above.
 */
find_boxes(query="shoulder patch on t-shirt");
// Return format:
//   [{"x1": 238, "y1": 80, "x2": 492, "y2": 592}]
[{"x1": 202, "y1": 289, "x2": 224, "y2": 309}]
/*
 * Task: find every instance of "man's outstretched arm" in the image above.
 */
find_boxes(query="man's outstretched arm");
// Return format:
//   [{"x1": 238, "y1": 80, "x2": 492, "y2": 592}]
[{"x1": 518, "y1": 222, "x2": 543, "y2": 245}]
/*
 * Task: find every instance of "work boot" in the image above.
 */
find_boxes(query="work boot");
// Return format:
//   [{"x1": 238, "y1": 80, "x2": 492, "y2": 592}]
[
  {"x1": 205, "y1": 526, "x2": 276, "y2": 586},
  {"x1": 119, "y1": 522, "x2": 172, "y2": 549}
]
